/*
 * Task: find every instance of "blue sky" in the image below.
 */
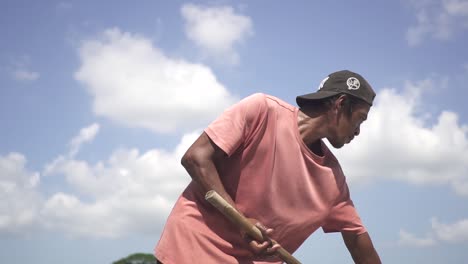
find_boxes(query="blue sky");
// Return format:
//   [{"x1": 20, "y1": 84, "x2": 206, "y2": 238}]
[{"x1": 1, "y1": 0, "x2": 468, "y2": 263}]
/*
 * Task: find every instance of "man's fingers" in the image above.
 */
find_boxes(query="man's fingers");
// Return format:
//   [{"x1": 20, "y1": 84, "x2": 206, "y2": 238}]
[
  {"x1": 255, "y1": 222, "x2": 274, "y2": 235},
  {"x1": 248, "y1": 240, "x2": 280, "y2": 258},
  {"x1": 266, "y1": 243, "x2": 281, "y2": 254},
  {"x1": 255, "y1": 222, "x2": 267, "y2": 230},
  {"x1": 242, "y1": 219, "x2": 281, "y2": 257},
  {"x1": 246, "y1": 231, "x2": 281, "y2": 256},
  {"x1": 250, "y1": 240, "x2": 269, "y2": 248},
  {"x1": 248, "y1": 239, "x2": 270, "y2": 254}
]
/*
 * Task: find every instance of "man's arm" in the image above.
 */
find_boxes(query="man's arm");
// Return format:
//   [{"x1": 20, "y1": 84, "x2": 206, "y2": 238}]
[
  {"x1": 181, "y1": 132, "x2": 276, "y2": 254},
  {"x1": 181, "y1": 132, "x2": 235, "y2": 206},
  {"x1": 342, "y1": 231, "x2": 381, "y2": 264}
]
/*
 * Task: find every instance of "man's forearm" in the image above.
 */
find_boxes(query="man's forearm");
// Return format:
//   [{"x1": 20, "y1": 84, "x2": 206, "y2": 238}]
[
  {"x1": 342, "y1": 232, "x2": 381, "y2": 264},
  {"x1": 182, "y1": 153, "x2": 235, "y2": 206},
  {"x1": 350, "y1": 248, "x2": 381, "y2": 264}
]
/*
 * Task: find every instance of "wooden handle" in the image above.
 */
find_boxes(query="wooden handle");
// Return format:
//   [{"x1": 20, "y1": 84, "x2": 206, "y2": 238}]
[{"x1": 205, "y1": 190, "x2": 302, "y2": 264}]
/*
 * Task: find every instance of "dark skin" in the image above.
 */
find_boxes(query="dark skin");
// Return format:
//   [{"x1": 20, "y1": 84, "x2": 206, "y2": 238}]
[{"x1": 181, "y1": 94, "x2": 381, "y2": 263}]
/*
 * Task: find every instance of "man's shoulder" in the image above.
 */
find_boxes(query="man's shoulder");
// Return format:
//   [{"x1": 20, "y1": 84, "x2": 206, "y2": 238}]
[{"x1": 247, "y1": 93, "x2": 296, "y2": 112}]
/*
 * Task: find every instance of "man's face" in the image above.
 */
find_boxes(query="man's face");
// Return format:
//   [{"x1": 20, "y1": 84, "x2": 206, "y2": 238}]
[{"x1": 328, "y1": 102, "x2": 370, "y2": 148}]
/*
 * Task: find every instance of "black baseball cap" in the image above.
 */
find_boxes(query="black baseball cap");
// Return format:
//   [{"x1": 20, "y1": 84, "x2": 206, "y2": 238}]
[{"x1": 296, "y1": 70, "x2": 376, "y2": 107}]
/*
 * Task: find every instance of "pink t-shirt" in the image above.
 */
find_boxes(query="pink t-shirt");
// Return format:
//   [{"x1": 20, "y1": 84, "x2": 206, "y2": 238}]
[{"x1": 155, "y1": 93, "x2": 366, "y2": 264}]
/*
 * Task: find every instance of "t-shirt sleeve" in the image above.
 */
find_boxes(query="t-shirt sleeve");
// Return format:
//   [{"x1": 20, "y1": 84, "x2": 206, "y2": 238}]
[
  {"x1": 322, "y1": 181, "x2": 367, "y2": 235},
  {"x1": 205, "y1": 93, "x2": 268, "y2": 156}
]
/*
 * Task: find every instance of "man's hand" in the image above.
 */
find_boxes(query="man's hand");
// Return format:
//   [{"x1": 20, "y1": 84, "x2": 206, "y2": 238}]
[{"x1": 242, "y1": 218, "x2": 281, "y2": 257}]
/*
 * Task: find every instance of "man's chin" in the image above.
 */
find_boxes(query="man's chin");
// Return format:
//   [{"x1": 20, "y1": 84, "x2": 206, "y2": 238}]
[{"x1": 330, "y1": 141, "x2": 345, "y2": 149}]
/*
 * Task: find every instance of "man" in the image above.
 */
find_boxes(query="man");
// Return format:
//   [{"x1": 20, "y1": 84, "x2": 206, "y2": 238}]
[{"x1": 155, "y1": 70, "x2": 382, "y2": 263}]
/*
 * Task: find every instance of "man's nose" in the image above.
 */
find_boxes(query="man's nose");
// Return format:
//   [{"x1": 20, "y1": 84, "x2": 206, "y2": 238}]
[{"x1": 354, "y1": 126, "x2": 360, "y2": 136}]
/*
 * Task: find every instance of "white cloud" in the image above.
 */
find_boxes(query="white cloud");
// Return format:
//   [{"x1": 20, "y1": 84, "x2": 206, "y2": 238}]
[
  {"x1": 181, "y1": 3, "x2": 253, "y2": 64},
  {"x1": 9, "y1": 55, "x2": 40, "y2": 82},
  {"x1": 444, "y1": 0, "x2": 468, "y2": 15},
  {"x1": 75, "y1": 28, "x2": 237, "y2": 133},
  {"x1": 398, "y1": 229, "x2": 436, "y2": 247},
  {"x1": 56, "y1": 2, "x2": 72, "y2": 11},
  {"x1": 12, "y1": 69, "x2": 40, "y2": 81},
  {"x1": 0, "y1": 153, "x2": 42, "y2": 234},
  {"x1": 44, "y1": 123, "x2": 100, "y2": 177},
  {"x1": 432, "y1": 217, "x2": 468, "y2": 242},
  {"x1": 41, "y1": 130, "x2": 199, "y2": 238},
  {"x1": 398, "y1": 217, "x2": 468, "y2": 246},
  {"x1": 332, "y1": 79, "x2": 468, "y2": 196},
  {"x1": 69, "y1": 123, "x2": 100, "y2": 157},
  {"x1": 406, "y1": 0, "x2": 468, "y2": 46},
  {"x1": 0, "y1": 120, "x2": 199, "y2": 238}
]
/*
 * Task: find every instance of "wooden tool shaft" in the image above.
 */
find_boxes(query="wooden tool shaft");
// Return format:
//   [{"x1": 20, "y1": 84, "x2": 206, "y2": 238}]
[{"x1": 205, "y1": 190, "x2": 302, "y2": 264}]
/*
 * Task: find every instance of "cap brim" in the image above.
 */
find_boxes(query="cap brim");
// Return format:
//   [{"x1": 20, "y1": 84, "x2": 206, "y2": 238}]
[{"x1": 296, "y1": 91, "x2": 340, "y2": 107}]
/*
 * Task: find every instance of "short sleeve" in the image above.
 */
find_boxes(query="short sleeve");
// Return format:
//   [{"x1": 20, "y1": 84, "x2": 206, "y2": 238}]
[
  {"x1": 205, "y1": 93, "x2": 269, "y2": 156},
  {"x1": 322, "y1": 182, "x2": 367, "y2": 235}
]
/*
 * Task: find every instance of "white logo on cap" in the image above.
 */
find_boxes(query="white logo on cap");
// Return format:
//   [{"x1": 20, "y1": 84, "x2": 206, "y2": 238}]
[
  {"x1": 318, "y1": 76, "x2": 329, "y2": 90},
  {"x1": 347, "y1": 77, "x2": 360, "y2": 90}
]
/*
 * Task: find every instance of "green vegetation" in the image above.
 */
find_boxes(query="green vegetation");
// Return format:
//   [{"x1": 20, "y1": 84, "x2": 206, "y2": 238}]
[{"x1": 112, "y1": 253, "x2": 156, "y2": 264}]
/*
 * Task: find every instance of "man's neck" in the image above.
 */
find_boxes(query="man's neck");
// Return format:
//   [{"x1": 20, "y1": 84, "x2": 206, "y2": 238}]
[{"x1": 297, "y1": 109, "x2": 329, "y2": 156}]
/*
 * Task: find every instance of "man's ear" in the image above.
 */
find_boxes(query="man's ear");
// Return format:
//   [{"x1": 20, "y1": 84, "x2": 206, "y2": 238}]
[{"x1": 335, "y1": 95, "x2": 347, "y2": 112}]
